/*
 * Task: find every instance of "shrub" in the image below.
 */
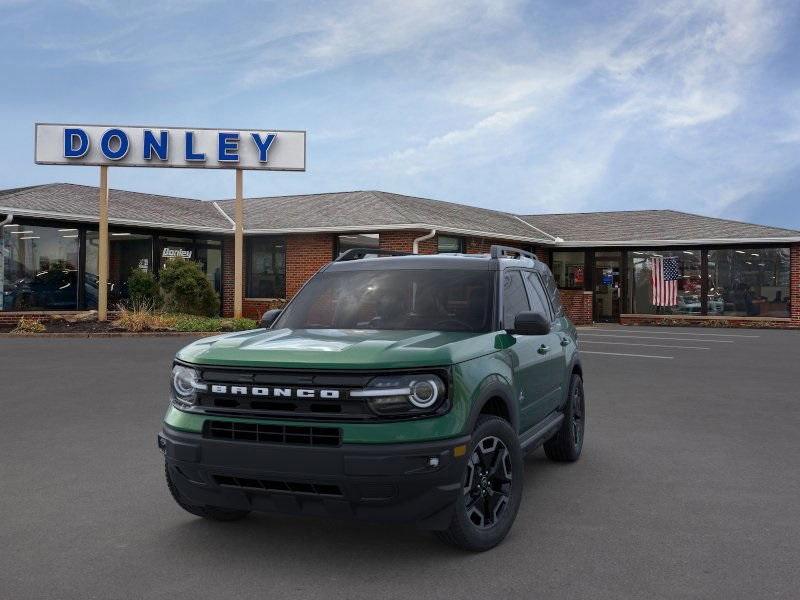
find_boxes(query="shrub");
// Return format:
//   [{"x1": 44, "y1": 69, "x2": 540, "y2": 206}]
[
  {"x1": 127, "y1": 269, "x2": 162, "y2": 308},
  {"x1": 11, "y1": 317, "x2": 46, "y2": 334},
  {"x1": 228, "y1": 317, "x2": 258, "y2": 331},
  {"x1": 159, "y1": 259, "x2": 220, "y2": 317},
  {"x1": 169, "y1": 315, "x2": 259, "y2": 332},
  {"x1": 114, "y1": 304, "x2": 174, "y2": 332}
]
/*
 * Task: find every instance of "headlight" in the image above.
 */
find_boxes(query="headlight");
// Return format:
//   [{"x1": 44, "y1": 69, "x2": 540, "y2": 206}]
[
  {"x1": 351, "y1": 373, "x2": 447, "y2": 416},
  {"x1": 170, "y1": 364, "x2": 206, "y2": 408}
]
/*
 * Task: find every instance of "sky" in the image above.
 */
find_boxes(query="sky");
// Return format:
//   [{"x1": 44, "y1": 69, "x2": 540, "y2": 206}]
[{"x1": 1, "y1": 0, "x2": 799, "y2": 229}]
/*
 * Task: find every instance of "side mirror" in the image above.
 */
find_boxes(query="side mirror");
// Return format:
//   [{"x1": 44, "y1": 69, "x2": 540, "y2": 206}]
[
  {"x1": 260, "y1": 308, "x2": 282, "y2": 329},
  {"x1": 511, "y1": 311, "x2": 550, "y2": 336}
]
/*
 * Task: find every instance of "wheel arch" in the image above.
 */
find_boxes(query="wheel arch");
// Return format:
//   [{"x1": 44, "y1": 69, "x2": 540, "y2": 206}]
[{"x1": 464, "y1": 374, "x2": 519, "y2": 433}]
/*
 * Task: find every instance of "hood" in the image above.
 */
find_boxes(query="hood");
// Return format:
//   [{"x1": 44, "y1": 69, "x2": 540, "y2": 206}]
[{"x1": 176, "y1": 327, "x2": 500, "y2": 369}]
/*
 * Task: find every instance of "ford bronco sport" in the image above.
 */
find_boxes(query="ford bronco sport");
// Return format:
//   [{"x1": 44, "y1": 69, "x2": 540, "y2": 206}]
[{"x1": 159, "y1": 245, "x2": 585, "y2": 551}]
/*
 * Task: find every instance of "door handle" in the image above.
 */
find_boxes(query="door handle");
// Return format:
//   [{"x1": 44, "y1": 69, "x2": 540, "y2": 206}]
[
  {"x1": 560, "y1": 337, "x2": 570, "y2": 346},
  {"x1": 538, "y1": 344, "x2": 550, "y2": 354}
]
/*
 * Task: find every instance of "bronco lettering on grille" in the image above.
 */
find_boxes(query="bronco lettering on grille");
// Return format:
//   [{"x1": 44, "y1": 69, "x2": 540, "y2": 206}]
[{"x1": 208, "y1": 385, "x2": 340, "y2": 399}]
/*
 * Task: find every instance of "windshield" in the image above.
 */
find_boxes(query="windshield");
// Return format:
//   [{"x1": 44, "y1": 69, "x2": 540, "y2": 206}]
[{"x1": 275, "y1": 269, "x2": 495, "y2": 332}]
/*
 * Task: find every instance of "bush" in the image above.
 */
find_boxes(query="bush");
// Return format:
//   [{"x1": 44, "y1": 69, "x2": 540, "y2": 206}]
[
  {"x1": 11, "y1": 317, "x2": 46, "y2": 334},
  {"x1": 169, "y1": 315, "x2": 258, "y2": 332},
  {"x1": 127, "y1": 269, "x2": 162, "y2": 308},
  {"x1": 159, "y1": 259, "x2": 220, "y2": 317},
  {"x1": 114, "y1": 304, "x2": 173, "y2": 332}
]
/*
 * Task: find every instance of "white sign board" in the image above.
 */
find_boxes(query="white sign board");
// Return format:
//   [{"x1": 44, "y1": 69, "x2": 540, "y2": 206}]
[{"x1": 34, "y1": 123, "x2": 306, "y2": 171}]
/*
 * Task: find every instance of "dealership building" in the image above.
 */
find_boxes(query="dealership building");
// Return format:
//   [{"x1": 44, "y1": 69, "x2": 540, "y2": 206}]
[{"x1": 1, "y1": 182, "x2": 799, "y2": 328}]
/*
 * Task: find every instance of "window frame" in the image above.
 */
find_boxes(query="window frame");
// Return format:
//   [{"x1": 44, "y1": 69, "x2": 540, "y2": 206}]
[
  {"x1": 437, "y1": 235, "x2": 465, "y2": 254},
  {"x1": 245, "y1": 235, "x2": 286, "y2": 299},
  {"x1": 500, "y1": 268, "x2": 532, "y2": 330}
]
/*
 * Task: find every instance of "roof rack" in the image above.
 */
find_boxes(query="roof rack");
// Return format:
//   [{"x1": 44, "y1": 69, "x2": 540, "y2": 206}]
[
  {"x1": 489, "y1": 245, "x2": 537, "y2": 261},
  {"x1": 334, "y1": 248, "x2": 411, "y2": 262}
]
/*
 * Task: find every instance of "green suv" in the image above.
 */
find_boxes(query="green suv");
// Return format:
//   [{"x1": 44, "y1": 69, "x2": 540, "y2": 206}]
[{"x1": 159, "y1": 245, "x2": 585, "y2": 551}]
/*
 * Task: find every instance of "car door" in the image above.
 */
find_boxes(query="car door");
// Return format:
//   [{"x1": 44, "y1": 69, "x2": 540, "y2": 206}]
[
  {"x1": 501, "y1": 270, "x2": 553, "y2": 431},
  {"x1": 523, "y1": 270, "x2": 566, "y2": 415}
]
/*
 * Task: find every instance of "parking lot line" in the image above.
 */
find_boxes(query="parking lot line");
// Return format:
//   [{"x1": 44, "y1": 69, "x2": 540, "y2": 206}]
[
  {"x1": 580, "y1": 350, "x2": 674, "y2": 359},
  {"x1": 580, "y1": 340, "x2": 710, "y2": 350},
  {"x1": 580, "y1": 333, "x2": 734, "y2": 343},
  {"x1": 590, "y1": 328, "x2": 759, "y2": 339}
]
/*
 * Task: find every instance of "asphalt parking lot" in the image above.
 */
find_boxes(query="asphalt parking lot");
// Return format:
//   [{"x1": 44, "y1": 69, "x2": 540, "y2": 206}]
[{"x1": 1, "y1": 326, "x2": 799, "y2": 600}]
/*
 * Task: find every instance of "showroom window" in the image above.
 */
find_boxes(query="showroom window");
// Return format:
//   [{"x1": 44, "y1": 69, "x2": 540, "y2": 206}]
[
  {"x1": 437, "y1": 235, "x2": 464, "y2": 253},
  {"x1": 85, "y1": 230, "x2": 154, "y2": 309},
  {"x1": 1, "y1": 223, "x2": 80, "y2": 311},
  {"x1": 196, "y1": 239, "x2": 223, "y2": 297},
  {"x1": 247, "y1": 236, "x2": 285, "y2": 298},
  {"x1": 707, "y1": 248, "x2": 790, "y2": 318},
  {"x1": 336, "y1": 233, "x2": 379, "y2": 256},
  {"x1": 629, "y1": 249, "x2": 702, "y2": 315},
  {"x1": 551, "y1": 251, "x2": 585, "y2": 289}
]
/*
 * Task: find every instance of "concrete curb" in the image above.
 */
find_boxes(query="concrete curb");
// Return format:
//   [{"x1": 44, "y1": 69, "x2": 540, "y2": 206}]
[{"x1": 0, "y1": 332, "x2": 219, "y2": 338}]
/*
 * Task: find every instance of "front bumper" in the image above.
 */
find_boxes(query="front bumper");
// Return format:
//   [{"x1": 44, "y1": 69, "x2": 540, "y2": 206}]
[{"x1": 159, "y1": 425, "x2": 470, "y2": 530}]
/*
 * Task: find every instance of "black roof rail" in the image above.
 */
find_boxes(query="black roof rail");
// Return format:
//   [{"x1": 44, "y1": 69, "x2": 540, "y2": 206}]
[
  {"x1": 489, "y1": 245, "x2": 537, "y2": 261},
  {"x1": 334, "y1": 248, "x2": 411, "y2": 262}
]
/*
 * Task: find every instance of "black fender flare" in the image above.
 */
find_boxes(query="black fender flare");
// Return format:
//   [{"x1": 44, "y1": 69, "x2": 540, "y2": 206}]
[{"x1": 464, "y1": 374, "x2": 519, "y2": 434}]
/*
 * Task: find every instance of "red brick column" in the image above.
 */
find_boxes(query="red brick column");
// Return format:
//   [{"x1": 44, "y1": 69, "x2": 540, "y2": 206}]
[
  {"x1": 285, "y1": 233, "x2": 335, "y2": 297},
  {"x1": 559, "y1": 290, "x2": 593, "y2": 325},
  {"x1": 221, "y1": 237, "x2": 235, "y2": 317},
  {"x1": 791, "y1": 244, "x2": 800, "y2": 325}
]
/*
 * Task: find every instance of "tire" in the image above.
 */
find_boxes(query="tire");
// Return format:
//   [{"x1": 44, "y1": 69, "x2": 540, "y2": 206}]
[
  {"x1": 164, "y1": 463, "x2": 250, "y2": 522},
  {"x1": 436, "y1": 416, "x2": 524, "y2": 552},
  {"x1": 543, "y1": 373, "x2": 585, "y2": 462}
]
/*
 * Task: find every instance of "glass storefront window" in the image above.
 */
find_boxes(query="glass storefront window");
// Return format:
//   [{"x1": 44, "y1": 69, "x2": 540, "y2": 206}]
[
  {"x1": 2, "y1": 224, "x2": 80, "y2": 310},
  {"x1": 247, "y1": 237, "x2": 285, "y2": 298},
  {"x1": 551, "y1": 251, "x2": 585, "y2": 289},
  {"x1": 337, "y1": 233, "x2": 379, "y2": 256},
  {"x1": 438, "y1": 235, "x2": 464, "y2": 253},
  {"x1": 196, "y1": 240, "x2": 223, "y2": 296},
  {"x1": 629, "y1": 249, "x2": 702, "y2": 315},
  {"x1": 707, "y1": 248, "x2": 790, "y2": 317},
  {"x1": 85, "y1": 230, "x2": 154, "y2": 308},
  {"x1": 159, "y1": 236, "x2": 194, "y2": 271}
]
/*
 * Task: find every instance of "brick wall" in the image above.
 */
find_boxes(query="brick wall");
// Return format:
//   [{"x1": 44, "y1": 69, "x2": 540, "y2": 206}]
[
  {"x1": 221, "y1": 237, "x2": 235, "y2": 317},
  {"x1": 285, "y1": 234, "x2": 335, "y2": 297},
  {"x1": 559, "y1": 290, "x2": 593, "y2": 325},
  {"x1": 791, "y1": 243, "x2": 799, "y2": 325}
]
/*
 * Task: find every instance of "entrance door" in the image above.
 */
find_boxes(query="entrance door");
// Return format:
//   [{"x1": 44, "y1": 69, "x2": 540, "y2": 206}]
[{"x1": 593, "y1": 251, "x2": 622, "y2": 322}]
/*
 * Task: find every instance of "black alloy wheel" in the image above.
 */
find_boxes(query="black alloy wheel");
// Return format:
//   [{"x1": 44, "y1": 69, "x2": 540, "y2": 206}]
[
  {"x1": 436, "y1": 415, "x2": 523, "y2": 552},
  {"x1": 543, "y1": 373, "x2": 585, "y2": 462},
  {"x1": 571, "y1": 379, "x2": 585, "y2": 450},
  {"x1": 463, "y1": 435, "x2": 513, "y2": 528}
]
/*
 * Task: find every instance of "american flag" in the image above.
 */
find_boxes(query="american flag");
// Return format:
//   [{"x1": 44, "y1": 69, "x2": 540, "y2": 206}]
[{"x1": 651, "y1": 256, "x2": 679, "y2": 306}]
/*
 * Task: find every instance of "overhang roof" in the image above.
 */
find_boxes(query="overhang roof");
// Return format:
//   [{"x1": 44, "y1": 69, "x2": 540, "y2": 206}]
[
  {"x1": 1, "y1": 183, "x2": 798, "y2": 245},
  {"x1": 214, "y1": 190, "x2": 547, "y2": 241},
  {"x1": 518, "y1": 210, "x2": 800, "y2": 245},
  {"x1": 0, "y1": 183, "x2": 231, "y2": 232}
]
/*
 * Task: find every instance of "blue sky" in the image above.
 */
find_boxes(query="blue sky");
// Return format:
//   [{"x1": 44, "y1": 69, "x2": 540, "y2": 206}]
[{"x1": 1, "y1": 0, "x2": 799, "y2": 228}]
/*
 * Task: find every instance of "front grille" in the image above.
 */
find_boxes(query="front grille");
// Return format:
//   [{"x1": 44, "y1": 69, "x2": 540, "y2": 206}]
[
  {"x1": 213, "y1": 474, "x2": 343, "y2": 497},
  {"x1": 205, "y1": 420, "x2": 342, "y2": 446}
]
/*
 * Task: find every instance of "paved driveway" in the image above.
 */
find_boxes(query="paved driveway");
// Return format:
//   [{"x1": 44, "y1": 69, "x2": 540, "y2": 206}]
[{"x1": 1, "y1": 327, "x2": 799, "y2": 599}]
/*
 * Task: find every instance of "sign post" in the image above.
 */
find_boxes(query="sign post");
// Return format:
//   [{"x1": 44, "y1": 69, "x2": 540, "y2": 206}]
[
  {"x1": 34, "y1": 124, "x2": 306, "y2": 320},
  {"x1": 234, "y1": 169, "x2": 244, "y2": 318},
  {"x1": 98, "y1": 166, "x2": 109, "y2": 320}
]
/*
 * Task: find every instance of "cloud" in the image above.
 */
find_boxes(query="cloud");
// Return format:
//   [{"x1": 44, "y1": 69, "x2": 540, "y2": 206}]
[{"x1": 375, "y1": 106, "x2": 536, "y2": 175}]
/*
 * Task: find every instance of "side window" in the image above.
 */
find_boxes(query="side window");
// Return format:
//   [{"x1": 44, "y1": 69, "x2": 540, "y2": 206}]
[
  {"x1": 502, "y1": 270, "x2": 531, "y2": 328},
  {"x1": 523, "y1": 271, "x2": 552, "y2": 320},
  {"x1": 542, "y1": 270, "x2": 565, "y2": 318}
]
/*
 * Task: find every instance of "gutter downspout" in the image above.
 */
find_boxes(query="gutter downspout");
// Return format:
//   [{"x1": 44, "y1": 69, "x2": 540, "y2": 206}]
[
  {"x1": 0, "y1": 213, "x2": 12, "y2": 227},
  {"x1": 412, "y1": 228, "x2": 436, "y2": 254}
]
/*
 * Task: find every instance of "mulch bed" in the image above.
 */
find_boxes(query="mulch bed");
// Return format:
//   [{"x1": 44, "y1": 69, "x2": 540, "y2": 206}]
[{"x1": 0, "y1": 319, "x2": 123, "y2": 334}]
